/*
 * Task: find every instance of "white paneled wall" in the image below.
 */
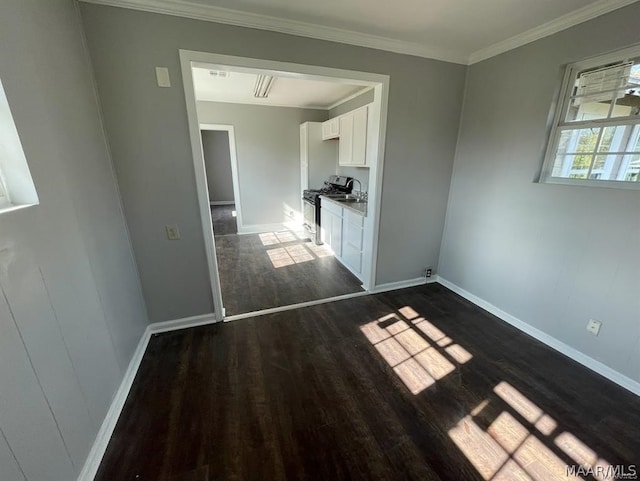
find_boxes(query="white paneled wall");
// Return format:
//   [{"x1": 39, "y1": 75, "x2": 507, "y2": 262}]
[{"x1": 0, "y1": 1, "x2": 148, "y2": 480}]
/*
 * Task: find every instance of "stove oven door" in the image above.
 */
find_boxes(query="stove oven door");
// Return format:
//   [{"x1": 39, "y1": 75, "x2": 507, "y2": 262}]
[{"x1": 303, "y1": 198, "x2": 320, "y2": 243}]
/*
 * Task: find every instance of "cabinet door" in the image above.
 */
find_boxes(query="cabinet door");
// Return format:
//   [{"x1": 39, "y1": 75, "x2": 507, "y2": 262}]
[
  {"x1": 322, "y1": 118, "x2": 339, "y2": 140},
  {"x1": 338, "y1": 114, "x2": 354, "y2": 166},
  {"x1": 331, "y1": 212, "x2": 343, "y2": 257},
  {"x1": 320, "y1": 208, "x2": 330, "y2": 245},
  {"x1": 351, "y1": 107, "x2": 368, "y2": 166},
  {"x1": 343, "y1": 242, "x2": 362, "y2": 274},
  {"x1": 300, "y1": 124, "x2": 308, "y2": 190}
]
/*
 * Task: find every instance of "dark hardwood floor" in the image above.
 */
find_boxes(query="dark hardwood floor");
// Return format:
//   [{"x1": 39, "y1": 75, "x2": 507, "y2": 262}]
[
  {"x1": 95, "y1": 284, "x2": 640, "y2": 481},
  {"x1": 214, "y1": 226, "x2": 363, "y2": 316},
  {"x1": 211, "y1": 204, "x2": 238, "y2": 236}
]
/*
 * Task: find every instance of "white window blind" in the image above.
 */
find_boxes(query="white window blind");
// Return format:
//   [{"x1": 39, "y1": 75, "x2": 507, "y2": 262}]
[{"x1": 573, "y1": 62, "x2": 633, "y2": 105}]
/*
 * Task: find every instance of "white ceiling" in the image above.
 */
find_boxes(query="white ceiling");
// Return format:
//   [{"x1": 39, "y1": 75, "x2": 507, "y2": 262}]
[
  {"x1": 82, "y1": 0, "x2": 639, "y2": 64},
  {"x1": 192, "y1": 67, "x2": 368, "y2": 109}
]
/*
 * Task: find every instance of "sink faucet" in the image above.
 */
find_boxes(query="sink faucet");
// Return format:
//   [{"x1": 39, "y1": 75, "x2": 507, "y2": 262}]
[
  {"x1": 346, "y1": 178, "x2": 362, "y2": 193},
  {"x1": 346, "y1": 178, "x2": 367, "y2": 201}
]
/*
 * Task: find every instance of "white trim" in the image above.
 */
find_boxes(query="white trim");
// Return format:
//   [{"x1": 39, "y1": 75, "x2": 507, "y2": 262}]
[
  {"x1": 0, "y1": 203, "x2": 37, "y2": 216},
  {"x1": 468, "y1": 0, "x2": 639, "y2": 64},
  {"x1": 78, "y1": 0, "x2": 468, "y2": 64},
  {"x1": 437, "y1": 277, "x2": 640, "y2": 397},
  {"x1": 224, "y1": 290, "x2": 369, "y2": 323},
  {"x1": 327, "y1": 86, "x2": 374, "y2": 111},
  {"x1": 148, "y1": 313, "x2": 217, "y2": 334},
  {"x1": 80, "y1": 0, "x2": 638, "y2": 66},
  {"x1": 371, "y1": 275, "x2": 439, "y2": 294},
  {"x1": 76, "y1": 326, "x2": 152, "y2": 481},
  {"x1": 360, "y1": 82, "x2": 389, "y2": 292},
  {"x1": 236, "y1": 222, "x2": 286, "y2": 234},
  {"x1": 209, "y1": 201, "x2": 234, "y2": 206},
  {"x1": 181, "y1": 62, "x2": 226, "y2": 322},
  {"x1": 181, "y1": 50, "x2": 389, "y2": 318},
  {"x1": 198, "y1": 98, "x2": 331, "y2": 111}
]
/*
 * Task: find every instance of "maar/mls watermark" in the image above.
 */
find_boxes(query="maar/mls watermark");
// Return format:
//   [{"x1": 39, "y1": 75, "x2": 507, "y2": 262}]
[{"x1": 566, "y1": 464, "x2": 637, "y2": 480}]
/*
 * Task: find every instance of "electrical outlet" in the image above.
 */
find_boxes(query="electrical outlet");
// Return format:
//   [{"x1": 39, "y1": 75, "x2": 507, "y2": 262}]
[
  {"x1": 586, "y1": 319, "x2": 602, "y2": 336},
  {"x1": 166, "y1": 224, "x2": 180, "y2": 240},
  {"x1": 425, "y1": 267, "x2": 432, "y2": 278}
]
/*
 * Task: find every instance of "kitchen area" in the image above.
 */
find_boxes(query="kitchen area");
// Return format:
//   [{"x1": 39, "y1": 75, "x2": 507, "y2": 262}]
[
  {"x1": 301, "y1": 98, "x2": 375, "y2": 284},
  {"x1": 190, "y1": 61, "x2": 385, "y2": 316}
]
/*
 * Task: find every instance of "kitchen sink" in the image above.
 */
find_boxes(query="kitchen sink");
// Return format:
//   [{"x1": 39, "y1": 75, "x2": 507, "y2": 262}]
[
  {"x1": 335, "y1": 198, "x2": 365, "y2": 204},
  {"x1": 322, "y1": 194, "x2": 364, "y2": 202}
]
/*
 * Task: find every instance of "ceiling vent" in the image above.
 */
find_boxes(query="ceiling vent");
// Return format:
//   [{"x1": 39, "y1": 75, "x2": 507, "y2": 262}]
[{"x1": 254, "y1": 74, "x2": 275, "y2": 98}]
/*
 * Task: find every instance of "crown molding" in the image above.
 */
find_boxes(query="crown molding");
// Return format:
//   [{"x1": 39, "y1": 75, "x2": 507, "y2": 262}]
[
  {"x1": 468, "y1": 0, "x2": 640, "y2": 64},
  {"x1": 79, "y1": 0, "x2": 640, "y2": 66},
  {"x1": 79, "y1": 0, "x2": 469, "y2": 64}
]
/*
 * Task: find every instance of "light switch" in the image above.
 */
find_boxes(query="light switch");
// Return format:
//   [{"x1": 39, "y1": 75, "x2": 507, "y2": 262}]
[
  {"x1": 155, "y1": 67, "x2": 171, "y2": 87},
  {"x1": 166, "y1": 224, "x2": 180, "y2": 240}
]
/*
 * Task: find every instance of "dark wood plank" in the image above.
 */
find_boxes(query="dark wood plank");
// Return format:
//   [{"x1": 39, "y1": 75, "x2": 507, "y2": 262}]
[
  {"x1": 211, "y1": 205, "x2": 237, "y2": 236},
  {"x1": 95, "y1": 285, "x2": 640, "y2": 481},
  {"x1": 214, "y1": 227, "x2": 363, "y2": 315}
]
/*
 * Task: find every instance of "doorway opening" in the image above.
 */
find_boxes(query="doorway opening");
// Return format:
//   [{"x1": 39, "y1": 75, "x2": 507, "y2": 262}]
[
  {"x1": 180, "y1": 51, "x2": 390, "y2": 321},
  {"x1": 200, "y1": 125, "x2": 240, "y2": 236}
]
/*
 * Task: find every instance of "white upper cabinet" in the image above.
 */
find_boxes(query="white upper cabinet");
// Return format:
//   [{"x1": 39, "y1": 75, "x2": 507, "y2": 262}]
[
  {"x1": 338, "y1": 106, "x2": 368, "y2": 167},
  {"x1": 321, "y1": 117, "x2": 340, "y2": 140}
]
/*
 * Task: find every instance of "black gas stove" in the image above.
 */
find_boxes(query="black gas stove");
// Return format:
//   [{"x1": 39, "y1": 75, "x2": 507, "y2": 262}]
[{"x1": 303, "y1": 175, "x2": 353, "y2": 245}]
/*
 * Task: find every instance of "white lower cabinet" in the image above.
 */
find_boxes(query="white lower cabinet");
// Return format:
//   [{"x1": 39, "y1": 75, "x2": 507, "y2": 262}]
[
  {"x1": 321, "y1": 198, "x2": 365, "y2": 280},
  {"x1": 320, "y1": 200, "x2": 343, "y2": 256},
  {"x1": 342, "y1": 210, "x2": 364, "y2": 274}
]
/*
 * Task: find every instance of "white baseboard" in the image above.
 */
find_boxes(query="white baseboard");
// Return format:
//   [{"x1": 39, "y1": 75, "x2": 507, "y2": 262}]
[
  {"x1": 77, "y1": 326, "x2": 152, "y2": 481},
  {"x1": 437, "y1": 277, "x2": 640, "y2": 397},
  {"x1": 84, "y1": 272, "x2": 639, "y2": 481},
  {"x1": 372, "y1": 275, "x2": 438, "y2": 294},
  {"x1": 224, "y1": 290, "x2": 370, "y2": 323},
  {"x1": 148, "y1": 313, "x2": 218, "y2": 334},
  {"x1": 209, "y1": 201, "x2": 234, "y2": 206},
  {"x1": 237, "y1": 223, "x2": 286, "y2": 234},
  {"x1": 76, "y1": 313, "x2": 223, "y2": 481}
]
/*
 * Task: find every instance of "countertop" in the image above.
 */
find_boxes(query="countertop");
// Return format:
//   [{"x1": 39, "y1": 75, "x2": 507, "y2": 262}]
[{"x1": 320, "y1": 195, "x2": 367, "y2": 217}]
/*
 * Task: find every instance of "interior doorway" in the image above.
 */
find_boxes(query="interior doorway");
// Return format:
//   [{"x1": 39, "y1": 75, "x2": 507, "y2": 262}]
[
  {"x1": 181, "y1": 50, "x2": 390, "y2": 321},
  {"x1": 200, "y1": 125, "x2": 241, "y2": 236}
]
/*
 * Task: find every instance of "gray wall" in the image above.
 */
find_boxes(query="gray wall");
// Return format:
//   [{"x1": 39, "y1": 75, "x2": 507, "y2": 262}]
[
  {"x1": 329, "y1": 88, "x2": 375, "y2": 117},
  {"x1": 80, "y1": 3, "x2": 466, "y2": 321},
  {"x1": 439, "y1": 3, "x2": 640, "y2": 383},
  {"x1": 197, "y1": 102, "x2": 327, "y2": 225},
  {"x1": 0, "y1": 1, "x2": 148, "y2": 480},
  {"x1": 201, "y1": 130, "x2": 234, "y2": 203}
]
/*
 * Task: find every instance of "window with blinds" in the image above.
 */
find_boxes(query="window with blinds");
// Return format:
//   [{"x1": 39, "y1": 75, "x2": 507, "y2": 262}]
[{"x1": 541, "y1": 46, "x2": 640, "y2": 188}]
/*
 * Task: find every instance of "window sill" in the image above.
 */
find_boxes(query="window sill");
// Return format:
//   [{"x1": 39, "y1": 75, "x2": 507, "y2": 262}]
[
  {"x1": 0, "y1": 202, "x2": 37, "y2": 216},
  {"x1": 540, "y1": 176, "x2": 640, "y2": 190}
]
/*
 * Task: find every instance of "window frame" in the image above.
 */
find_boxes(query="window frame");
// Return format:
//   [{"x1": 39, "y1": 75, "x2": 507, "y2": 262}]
[
  {"x1": 540, "y1": 45, "x2": 640, "y2": 190},
  {"x1": 0, "y1": 167, "x2": 8, "y2": 206}
]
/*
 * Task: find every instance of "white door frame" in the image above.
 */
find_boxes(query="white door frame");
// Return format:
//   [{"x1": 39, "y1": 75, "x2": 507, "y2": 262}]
[
  {"x1": 199, "y1": 124, "x2": 243, "y2": 230},
  {"x1": 179, "y1": 50, "x2": 390, "y2": 321}
]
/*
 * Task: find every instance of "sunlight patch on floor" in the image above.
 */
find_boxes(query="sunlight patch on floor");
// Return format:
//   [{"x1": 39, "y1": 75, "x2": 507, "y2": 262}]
[
  {"x1": 259, "y1": 230, "x2": 311, "y2": 246},
  {"x1": 266, "y1": 244, "x2": 316, "y2": 268},
  {"x1": 360, "y1": 307, "x2": 473, "y2": 395},
  {"x1": 261, "y1": 228, "x2": 336, "y2": 268},
  {"x1": 449, "y1": 381, "x2": 613, "y2": 481}
]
